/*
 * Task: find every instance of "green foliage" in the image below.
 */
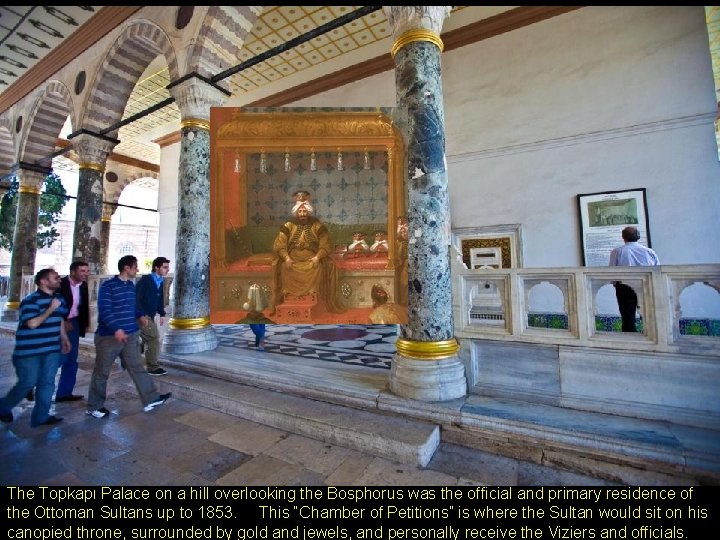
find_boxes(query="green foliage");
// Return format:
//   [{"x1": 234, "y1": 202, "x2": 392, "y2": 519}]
[
  {"x1": 0, "y1": 172, "x2": 68, "y2": 251},
  {"x1": 0, "y1": 179, "x2": 18, "y2": 250}
]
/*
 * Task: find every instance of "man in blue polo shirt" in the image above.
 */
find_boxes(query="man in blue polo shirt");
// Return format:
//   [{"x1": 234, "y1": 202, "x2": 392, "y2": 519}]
[
  {"x1": 0, "y1": 268, "x2": 71, "y2": 427},
  {"x1": 86, "y1": 255, "x2": 171, "y2": 418}
]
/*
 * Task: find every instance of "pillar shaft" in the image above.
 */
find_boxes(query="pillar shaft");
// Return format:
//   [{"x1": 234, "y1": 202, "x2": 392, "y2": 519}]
[
  {"x1": 173, "y1": 123, "x2": 212, "y2": 321},
  {"x1": 71, "y1": 134, "x2": 116, "y2": 275},
  {"x1": 99, "y1": 219, "x2": 111, "y2": 275},
  {"x1": 162, "y1": 77, "x2": 228, "y2": 354},
  {"x1": 2, "y1": 168, "x2": 47, "y2": 321},
  {"x1": 384, "y1": 5, "x2": 466, "y2": 401},
  {"x1": 98, "y1": 202, "x2": 116, "y2": 275}
]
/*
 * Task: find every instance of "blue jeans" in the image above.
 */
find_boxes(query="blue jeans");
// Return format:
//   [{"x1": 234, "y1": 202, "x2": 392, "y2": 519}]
[
  {"x1": 57, "y1": 318, "x2": 80, "y2": 397},
  {"x1": 0, "y1": 353, "x2": 60, "y2": 426}
]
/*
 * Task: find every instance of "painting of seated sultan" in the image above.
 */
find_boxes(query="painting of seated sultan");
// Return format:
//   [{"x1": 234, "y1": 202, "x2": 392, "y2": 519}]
[{"x1": 209, "y1": 108, "x2": 408, "y2": 325}]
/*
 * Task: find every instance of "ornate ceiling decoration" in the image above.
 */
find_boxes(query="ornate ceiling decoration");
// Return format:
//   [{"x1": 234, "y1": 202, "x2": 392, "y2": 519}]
[
  {"x1": 4, "y1": 6, "x2": 471, "y2": 168},
  {"x1": 0, "y1": 6, "x2": 101, "y2": 90},
  {"x1": 117, "y1": 6, "x2": 433, "y2": 166}
]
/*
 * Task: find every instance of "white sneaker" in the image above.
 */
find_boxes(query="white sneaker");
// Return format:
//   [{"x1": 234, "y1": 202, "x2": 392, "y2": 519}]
[
  {"x1": 86, "y1": 407, "x2": 110, "y2": 418},
  {"x1": 144, "y1": 392, "x2": 171, "y2": 412}
]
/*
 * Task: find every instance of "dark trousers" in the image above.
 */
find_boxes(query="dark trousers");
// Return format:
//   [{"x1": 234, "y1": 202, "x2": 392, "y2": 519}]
[
  {"x1": 614, "y1": 282, "x2": 638, "y2": 332},
  {"x1": 57, "y1": 318, "x2": 80, "y2": 398}
]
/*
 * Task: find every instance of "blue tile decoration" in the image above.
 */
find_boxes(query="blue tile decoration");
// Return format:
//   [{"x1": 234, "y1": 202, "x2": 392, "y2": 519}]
[
  {"x1": 527, "y1": 313, "x2": 569, "y2": 330},
  {"x1": 247, "y1": 151, "x2": 387, "y2": 226},
  {"x1": 679, "y1": 319, "x2": 720, "y2": 336},
  {"x1": 529, "y1": 313, "x2": 719, "y2": 336}
]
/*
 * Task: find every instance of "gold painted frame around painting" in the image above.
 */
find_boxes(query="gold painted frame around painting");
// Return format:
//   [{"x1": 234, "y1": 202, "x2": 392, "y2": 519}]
[{"x1": 209, "y1": 108, "x2": 407, "y2": 325}]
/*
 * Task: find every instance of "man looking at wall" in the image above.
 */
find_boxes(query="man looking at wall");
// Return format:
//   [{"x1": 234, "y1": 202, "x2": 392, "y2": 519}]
[{"x1": 609, "y1": 226, "x2": 659, "y2": 332}]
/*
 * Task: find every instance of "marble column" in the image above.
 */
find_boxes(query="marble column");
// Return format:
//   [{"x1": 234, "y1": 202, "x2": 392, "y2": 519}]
[
  {"x1": 99, "y1": 202, "x2": 116, "y2": 275},
  {"x1": 1, "y1": 166, "x2": 49, "y2": 322},
  {"x1": 70, "y1": 133, "x2": 117, "y2": 275},
  {"x1": 162, "y1": 77, "x2": 229, "y2": 354},
  {"x1": 384, "y1": 6, "x2": 467, "y2": 401}
]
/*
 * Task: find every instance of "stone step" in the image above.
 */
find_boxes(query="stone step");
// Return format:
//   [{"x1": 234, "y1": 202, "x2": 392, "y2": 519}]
[{"x1": 154, "y1": 369, "x2": 440, "y2": 467}]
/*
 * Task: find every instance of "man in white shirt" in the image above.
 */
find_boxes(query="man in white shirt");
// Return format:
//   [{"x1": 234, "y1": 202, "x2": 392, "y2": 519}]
[
  {"x1": 609, "y1": 226, "x2": 659, "y2": 332},
  {"x1": 56, "y1": 261, "x2": 90, "y2": 401}
]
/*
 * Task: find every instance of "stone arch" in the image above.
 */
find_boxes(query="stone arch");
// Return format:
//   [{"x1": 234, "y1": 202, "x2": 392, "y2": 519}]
[
  {"x1": 18, "y1": 80, "x2": 74, "y2": 169},
  {"x1": 81, "y1": 19, "x2": 180, "y2": 138},
  {"x1": 105, "y1": 172, "x2": 159, "y2": 212},
  {"x1": 185, "y1": 6, "x2": 262, "y2": 85},
  {"x1": 0, "y1": 117, "x2": 15, "y2": 178}
]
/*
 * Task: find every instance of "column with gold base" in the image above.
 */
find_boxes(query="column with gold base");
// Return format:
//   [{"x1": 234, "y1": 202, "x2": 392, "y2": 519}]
[
  {"x1": 385, "y1": 6, "x2": 466, "y2": 401},
  {"x1": 161, "y1": 77, "x2": 228, "y2": 354},
  {"x1": 1, "y1": 166, "x2": 48, "y2": 322},
  {"x1": 392, "y1": 338, "x2": 466, "y2": 401},
  {"x1": 163, "y1": 316, "x2": 217, "y2": 355}
]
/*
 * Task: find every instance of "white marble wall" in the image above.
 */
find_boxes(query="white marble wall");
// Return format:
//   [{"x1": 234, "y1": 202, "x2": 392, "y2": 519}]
[
  {"x1": 157, "y1": 142, "x2": 180, "y2": 270},
  {"x1": 453, "y1": 261, "x2": 720, "y2": 429}
]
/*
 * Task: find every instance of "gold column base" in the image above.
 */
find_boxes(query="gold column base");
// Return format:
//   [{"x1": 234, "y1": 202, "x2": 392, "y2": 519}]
[
  {"x1": 395, "y1": 338, "x2": 460, "y2": 360},
  {"x1": 168, "y1": 317, "x2": 210, "y2": 330},
  {"x1": 5, "y1": 301, "x2": 20, "y2": 309}
]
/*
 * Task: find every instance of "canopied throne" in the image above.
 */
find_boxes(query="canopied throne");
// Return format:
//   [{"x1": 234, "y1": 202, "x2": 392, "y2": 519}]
[{"x1": 209, "y1": 108, "x2": 408, "y2": 325}]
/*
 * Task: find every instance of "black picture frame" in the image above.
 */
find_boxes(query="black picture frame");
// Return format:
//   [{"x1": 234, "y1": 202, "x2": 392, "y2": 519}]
[{"x1": 576, "y1": 188, "x2": 651, "y2": 266}]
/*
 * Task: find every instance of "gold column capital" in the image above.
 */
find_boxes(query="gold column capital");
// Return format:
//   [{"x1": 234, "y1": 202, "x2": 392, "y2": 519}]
[
  {"x1": 391, "y1": 29, "x2": 444, "y2": 58},
  {"x1": 5, "y1": 301, "x2": 20, "y2": 309},
  {"x1": 396, "y1": 338, "x2": 459, "y2": 360},
  {"x1": 168, "y1": 317, "x2": 210, "y2": 330},
  {"x1": 17, "y1": 186, "x2": 41, "y2": 195},
  {"x1": 78, "y1": 162, "x2": 105, "y2": 172},
  {"x1": 181, "y1": 118, "x2": 210, "y2": 131}
]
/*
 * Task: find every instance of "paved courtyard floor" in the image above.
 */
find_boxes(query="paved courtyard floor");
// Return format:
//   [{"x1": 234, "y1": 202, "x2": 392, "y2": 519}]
[{"x1": 0, "y1": 330, "x2": 610, "y2": 486}]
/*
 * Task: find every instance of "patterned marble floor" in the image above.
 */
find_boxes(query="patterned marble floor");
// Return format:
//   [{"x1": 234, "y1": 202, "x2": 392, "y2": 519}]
[{"x1": 213, "y1": 324, "x2": 397, "y2": 370}]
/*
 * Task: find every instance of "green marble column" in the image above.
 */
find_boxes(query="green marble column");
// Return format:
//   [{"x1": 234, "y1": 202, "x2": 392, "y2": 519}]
[
  {"x1": 384, "y1": 6, "x2": 467, "y2": 401},
  {"x1": 1, "y1": 166, "x2": 49, "y2": 321},
  {"x1": 69, "y1": 133, "x2": 117, "y2": 275},
  {"x1": 162, "y1": 77, "x2": 229, "y2": 354}
]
